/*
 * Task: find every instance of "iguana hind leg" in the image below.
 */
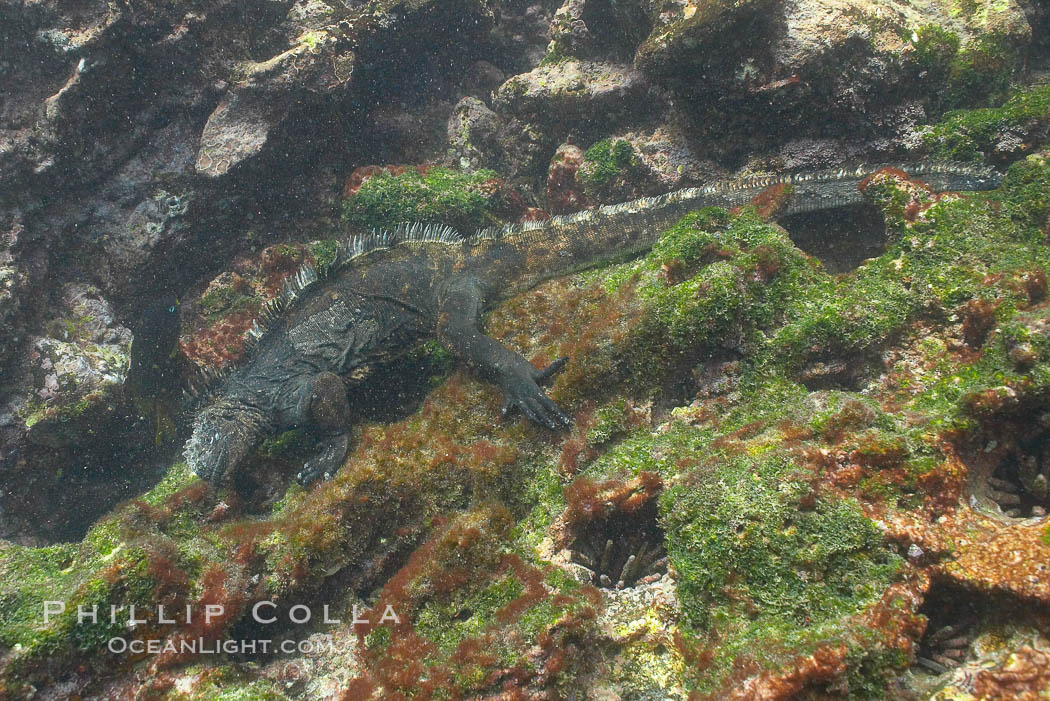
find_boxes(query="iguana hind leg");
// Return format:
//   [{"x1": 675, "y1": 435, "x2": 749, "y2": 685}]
[{"x1": 297, "y1": 371, "x2": 353, "y2": 485}]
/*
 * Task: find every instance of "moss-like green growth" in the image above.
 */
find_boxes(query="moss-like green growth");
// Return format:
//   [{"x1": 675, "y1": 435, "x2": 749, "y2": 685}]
[
  {"x1": 663, "y1": 453, "x2": 903, "y2": 694},
  {"x1": 1042, "y1": 523, "x2": 1050, "y2": 547},
  {"x1": 590, "y1": 206, "x2": 817, "y2": 387},
  {"x1": 0, "y1": 462, "x2": 215, "y2": 691},
  {"x1": 912, "y1": 25, "x2": 961, "y2": 82},
  {"x1": 998, "y1": 152, "x2": 1050, "y2": 229},
  {"x1": 921, "y1": 84, "x2": 1050, "y2": 163},
  {"x1": 308, "y1": 239, "x2": 341, "y2": 270},
  {"x1": 577, "y1": 139, "x2": 640, "y2": 199},
  {"x1": 539, "y1": 44, "x2": 572, "y2": 67},
  {"x1": 257, "y1": 427, "x2": 318, "y2": 459},
  {"x1": 913, "y1": 26, "x2": 1018, "y2": 115},
  {"x1": 167, "y1": 666, "x2": 288, "y2": 700},
  {"x1": 771, "y1": 177, "x2": 1047, "y2": 370},
  {"x1": 198, "y1": 285, "x2": 255, "y2": 322},
  {"x1": 356, "y1": 506, "x2": 601, "y2": 696},
  {"x1": 22, "y1": 394, "x2": 100, "y2": 431},
  {"x1": 342, "y1": 167, "x2": 500, "y2": 233},
  {"x1": 585, "y1": 399, "x2": 638, "y2": 446},
  {"x1": 0, "y1": 543, "x2": 79, "y2": 649},
  {"x1": 12, "y1": 128, "x2": 1050, "y2": 697}
]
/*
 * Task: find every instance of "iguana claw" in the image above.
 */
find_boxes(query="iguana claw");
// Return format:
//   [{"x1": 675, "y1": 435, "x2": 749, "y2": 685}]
[
  {"x1": 297, "y1": 432, "x2": 351, "y2": 486},
  {"x1": 500, "y1": 356, "x2": 572, "y2": 429}
]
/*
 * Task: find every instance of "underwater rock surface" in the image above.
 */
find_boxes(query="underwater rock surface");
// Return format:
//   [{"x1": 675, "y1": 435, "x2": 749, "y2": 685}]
[{"x1": 1, "y1": 0, "x2": 1049, "y2": 698}]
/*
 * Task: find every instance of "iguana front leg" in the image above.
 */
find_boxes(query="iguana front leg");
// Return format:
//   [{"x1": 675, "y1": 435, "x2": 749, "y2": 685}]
[
  {"x1": 296, "y1": 371, "x2": 353, "y2": 485},
  {"x1": 438, "y1": 276, "x2": 572, "y2": 429}
]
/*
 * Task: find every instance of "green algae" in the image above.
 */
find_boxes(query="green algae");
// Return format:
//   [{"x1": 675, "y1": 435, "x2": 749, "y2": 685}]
[
  {"x1": 341, "y1": 167, "x2": 500, "y2": 233},
  {"x1": 414, "y1": 573, "x2": 524, "y2": 657},
  {"x1": 998, "y1": 151, "x2": 1050, "y2": 229},
  {"x1": 663, "y1": 453, "x2": 903, "y2": 693},
  {"x1": 922, "y1": 84, "x2": 1050, "y2": 162},
  {"x1": 503, "y1": 148, "x2": 1050, "y2": 692},
  {"x1": 510, "y1": 457, "x2": 565, "y2": 551},
  {"x1": 168, "y1": 666, "x2": 288, "y2": 700},
  {"x1": 336, "y1": 147, "x2": 1050, "y2": 694},
  {"x1": 199, "y1": 285, "x2": 255, "y2": 322},
  {"x1": 577, "y1": 138, "x2": 639, "y2": 199},
  {"x1": 0, "y1": 462, "x2": 214, "y2": 691},
  {"x1": 308, "y1": 239, "x2": 341, "y2": 270},
  {"x1": 258, "y1": 427, "x2": 318, "y2": 459},
  {"x1": 583, "y1": 205, "x2": 817, "y2": 394},
  {"x1": 770, "y1": 173, "x2": 1048, "y2": 371},
  {"x1": 0, "y1": 543, "x2": 78, "y2": 649},
  {"x1": 9, "y1": 134, "x2": 1050, "y2": 697},
  {"x1": 139, "y1": 461, "x2": 200, "y2": 508},
  {"x1": 585, "y1": 399, "x2": 639, "y2": 446},
  {"x1": 355, "y1": 506, "x2": 600, "y2": 695},
  {"x1": 913, "y1": 25, "x2": 1018, "y2": 115},
  {"x1": 22, "y1": 394, "x2": 99, "y2": 431}
]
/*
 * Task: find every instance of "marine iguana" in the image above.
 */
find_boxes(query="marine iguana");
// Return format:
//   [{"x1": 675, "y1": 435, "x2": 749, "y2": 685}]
[{"x1": 183, "y1": 163, "x2": 1002, "y2": 486}]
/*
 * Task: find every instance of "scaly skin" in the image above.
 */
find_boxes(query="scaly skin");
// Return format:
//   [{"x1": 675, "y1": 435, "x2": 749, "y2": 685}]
[{"x1": 183, "y1": 162, "x2": 1003, "y2": 486}]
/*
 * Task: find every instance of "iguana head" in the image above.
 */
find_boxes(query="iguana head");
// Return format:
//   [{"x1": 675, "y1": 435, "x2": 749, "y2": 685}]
[{"x1": 183, "y1": 398, "x2": 269, "y2": 483}]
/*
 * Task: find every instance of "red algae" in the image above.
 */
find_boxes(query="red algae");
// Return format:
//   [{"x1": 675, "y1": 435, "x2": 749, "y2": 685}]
[
  {"x1": 561, "y1": 472, "x2": 662, "y2": 536},
  {"x1": 961, "y1": 297, "x2": 999, "y2": 348},
  {"x1": 748, "y1": 182, "x2": 794, "y2": 221},
  {"x1": 974, "y1": 646, "x2": 1050, "y2": 699}
]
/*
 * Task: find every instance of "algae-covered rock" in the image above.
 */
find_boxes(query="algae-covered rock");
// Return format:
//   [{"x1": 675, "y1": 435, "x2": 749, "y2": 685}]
[
  {"x1": 5, "y1": 153, "x2": 1050, "y2": 696},
  {"x1": 6, "y1": 0, "x2": 1050, "y2": 696},
  {"x1": 636, "y1": 0, "x2": 1032, "y2": 153},
  {"x1": 492, "y1": 59, "x2": 652, "y2": 135},
  {"x1": 341, "y1": 166, "x2": 502, "y2": 233},
  {"x1": 446, "y1": 96, "x2": 505, "y2": 172},
  {"x1": 914, "y1": 83, "x2": 1050, "y2": 164},
  {"x1": 545, "y1": 0, "x2": 651, "y2": 63},
  {"x1": 22, "y1": 284, "x2": 130, "y2": 448}
]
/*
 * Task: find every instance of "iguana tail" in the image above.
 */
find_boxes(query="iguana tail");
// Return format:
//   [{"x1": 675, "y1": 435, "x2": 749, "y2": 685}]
[{"x1": 464, "y1": 162, "x2": 1003, "y2": 297}]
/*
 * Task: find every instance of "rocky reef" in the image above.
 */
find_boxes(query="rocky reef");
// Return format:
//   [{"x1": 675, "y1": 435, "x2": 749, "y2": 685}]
[{"x1": 2, "y1": 0, "x2": 1050, "y2": 698}]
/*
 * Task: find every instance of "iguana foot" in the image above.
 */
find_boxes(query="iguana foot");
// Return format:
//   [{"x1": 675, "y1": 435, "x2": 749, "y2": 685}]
[
  {"x1": 297, "y1": 432, "x2": 351, "y2": 486},
  {"x1": 499, "y1": 356, "x2": 572, "y2": 430}
]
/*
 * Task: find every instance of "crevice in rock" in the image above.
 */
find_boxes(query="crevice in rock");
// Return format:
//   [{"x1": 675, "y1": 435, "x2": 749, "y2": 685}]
[
  {"x1": 780, "y1": 203, "x2": 887, "y2": 274},
  {"x1": 914, "y1": 581, "x2": 979, "y2": 676},
  {"x1": 958, "y1": 402, "x2": 1050, "y2": 519},
  {"x1": 568, "y1": 497, "x2": 667, "y2": 589}
]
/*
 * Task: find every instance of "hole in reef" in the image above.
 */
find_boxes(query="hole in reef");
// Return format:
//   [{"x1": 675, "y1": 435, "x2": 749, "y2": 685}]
[
  {"x1": 780, "y1": 203, "x2": 886, "y2": 274},
  {"x1": 985, "y1": 433, "x2": 1050, "y2": 518},
  {"x1": 568, "y1": 498, "x2": 667, "y2": 589},
  {"x1": 914, "y1": 580, "x2": 980, "y2": 676},
  {"x1": 907, "y1": 577, "x2": 1050, "y2": 696},
  {"x1": 227, "y1": 514, "x2": 423, "y2": 662},
  {"x1": 957, "y1": 401, "x2": 1050, "y2": 519}
]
